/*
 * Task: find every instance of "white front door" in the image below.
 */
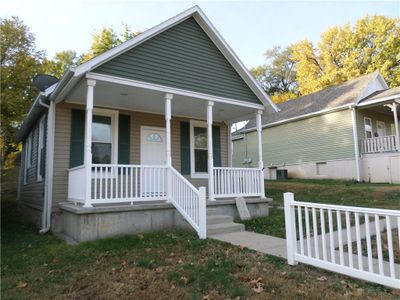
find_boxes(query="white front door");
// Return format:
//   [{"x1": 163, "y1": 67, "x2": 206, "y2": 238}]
[
  {"x1": 140, "y1": 126, "x2": 166, "y2": 197},
  {"x1": 376, "y1": 121, "x2": 386, "y2": 137}
]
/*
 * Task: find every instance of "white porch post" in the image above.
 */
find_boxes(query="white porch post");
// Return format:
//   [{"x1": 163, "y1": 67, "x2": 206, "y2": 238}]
[
  {"x1": 351, "y1": 107, "x2": 361, "y2": 182},
  {"x1": 256, "y1": 110, "x2": 266, "y2": 198},
  {"x1": 207, "y1": 101, "x2": 215, "y2": 201},
  {"x1": 390, "y1": 101, "x2": 399, "y2": 151},
  {"x1": 165, "y1": 93, "x2": 173, "y2": 202},
  {"x1": 226, "y1": 121, "x2": 233, "y2": 167},
  {"x1": 84, "y1": 79, "x2": 96, "y2": 207}
]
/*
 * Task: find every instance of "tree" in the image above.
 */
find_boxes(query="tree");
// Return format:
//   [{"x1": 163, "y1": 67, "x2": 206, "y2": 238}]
[
  {"x1": 81, "y1": 25, "x2": 140, "y2": 62},
  {"x1": 292, "y1": 15, "x2": 400, "y2": 95},
  {"x1": 0, "y1": 16, "x2": 44, "y2": 164},
  {"x1": 250, "y1": 46, "x2": 298, "y2": 103},
  {"x1": 43, "y1": 50, "x2": 79, "y2": 78}
]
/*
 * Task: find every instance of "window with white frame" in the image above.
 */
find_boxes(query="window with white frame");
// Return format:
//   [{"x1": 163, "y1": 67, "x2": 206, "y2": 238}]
[
  {"x1": 364, "y1": 117, "x2": 373, "y2": 138},
  {"x1": 91, "y1": 109, "x2": 118, "y2": 164},
  {"x1": 37, "y1": 116, "x2": 46, "y2": 181},
  {"x1": 24, "y1": 133, "x2": 32, "y2": 184},
  {"x1": 190, "y1": 121, "x2": 208, "y2": 177}
]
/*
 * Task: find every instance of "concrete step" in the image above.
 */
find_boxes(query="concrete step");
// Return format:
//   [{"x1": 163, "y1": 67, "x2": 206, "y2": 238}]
[
  {"x1": 206, "y1": 208, "x2": 221, "y2": 216},
  {"x1": 207, "y1": 222, "x2": 245, "y2": 235},
  {"x1": 207, "y1": 214, "x2": 233, "y2": 225}
]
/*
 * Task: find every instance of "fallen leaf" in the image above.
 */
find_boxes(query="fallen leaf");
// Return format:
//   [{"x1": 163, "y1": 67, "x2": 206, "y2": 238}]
[
  {"x1": 249, "y1": 277, "x2": 262, "y2": 284},
  {"x1": 280, "y1": 271, "x2": 287, "y2": 276},
  {"x1": 16, "y1": 282, "x2": 27, "y2": 288},
  {"x1": 252, "y1": 282, "x2": 264, "y2": 293},
  {"x1": 203, "y1": 295, "x2": 210, "y2": 300},
  {"x1": 317, "y1": 276, "x2": 327, "y2": 282},
  {"x1": 138, "y1": 234, "x2": 144, "y2": 240},
  {"x1": 178, "y1": 259, "x2": 183, "y2": 264},
  {"x1": 155, "y1": 267, "x2": 163, "y2": 274},
  {"x1": 180, "y1": 276, "x2": 188, "y2": 285}
]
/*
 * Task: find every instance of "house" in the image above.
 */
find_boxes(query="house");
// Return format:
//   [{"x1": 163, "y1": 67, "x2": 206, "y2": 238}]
[
  {"x1": 16, "y1": 6, "x2": 278, "y2": 242},
  {"x1": 233, "y1": 72, "x2": 400, "y2": 183}
]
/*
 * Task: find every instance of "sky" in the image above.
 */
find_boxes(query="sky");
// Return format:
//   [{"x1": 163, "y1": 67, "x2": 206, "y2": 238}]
[{"x1": 1, "y1": 0, "x2": 399, "y2": 68}]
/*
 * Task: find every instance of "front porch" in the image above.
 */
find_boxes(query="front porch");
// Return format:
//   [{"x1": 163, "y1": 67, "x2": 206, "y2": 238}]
[{"x1": 65, "y1": 74, "x2": 269, "y2": 239}]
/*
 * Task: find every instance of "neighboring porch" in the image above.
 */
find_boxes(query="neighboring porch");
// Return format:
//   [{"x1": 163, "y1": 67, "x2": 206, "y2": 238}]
[{"x1": 65, "y1": 75, "x2": 269, "y2": 239}]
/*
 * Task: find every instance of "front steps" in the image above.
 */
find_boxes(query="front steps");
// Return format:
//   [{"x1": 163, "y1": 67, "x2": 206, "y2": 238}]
[{"x1": 207, "y1": 208, "x2": 245, "y2": 235}]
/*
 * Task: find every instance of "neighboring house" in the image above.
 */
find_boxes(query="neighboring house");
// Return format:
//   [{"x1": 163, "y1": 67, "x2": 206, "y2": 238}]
[
  {"x1": 16, "y1": 6, "x2": 278, "y2": 242},
  {"x1": 233, "y1": 72, "x2": 400, "y2": 184}
]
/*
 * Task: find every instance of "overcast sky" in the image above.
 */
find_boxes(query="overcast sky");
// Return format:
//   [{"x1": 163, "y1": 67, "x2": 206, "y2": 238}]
[{"x1": 1, "y1": 0, "x2": 399, "y2": 68}]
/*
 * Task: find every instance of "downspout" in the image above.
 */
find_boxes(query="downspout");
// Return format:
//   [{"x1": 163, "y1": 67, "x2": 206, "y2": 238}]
[
  {"x1": 38, "y1": 98, "x2": 55, "y2": 234},
  {"x1": 350, "y1": 105, "x2": 361, "y2": 182}
]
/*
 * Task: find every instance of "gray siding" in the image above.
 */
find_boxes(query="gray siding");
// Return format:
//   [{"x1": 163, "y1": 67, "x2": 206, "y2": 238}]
[
  {"x1": 52, "y1": 102, "x2": 228, "y2": 209},
  {"x1": 233, "y1": 110, "x2": 355, "y2": 167},
  {"x1": 95, "y1": 17, "x2": 261, "y2": 105},
  {"x1": 19, "y1": 114, "x2": 47, "y2": 209}
]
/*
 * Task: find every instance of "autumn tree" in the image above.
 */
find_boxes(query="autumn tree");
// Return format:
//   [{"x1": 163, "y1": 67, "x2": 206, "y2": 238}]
[
  {"x1": 292, "y1": 15, "x2": 400, "y2": 95},
  {"x1": 251, "y1": 46, "x2": 298, "y2": 103},
  {"x1": 0, "y1": 16, "x2": 44, "y2": 163}
]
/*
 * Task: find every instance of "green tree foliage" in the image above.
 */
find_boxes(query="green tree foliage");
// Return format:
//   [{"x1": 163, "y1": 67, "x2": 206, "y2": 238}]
[
  {"x1": 81, "y1": 25, "x2": 140, "y2": 62},
  {"x1": 291, "y1": 15, "x2": 400, "y2": 95},
  {"x1": 0, "y1": 16, "x2": 44, "y2": 162},
  {"x1": 250, "y1": 46, "x2": 298, "y2": 103},
  {"x1": 43, "y1": 50, "x2": 79, "y2": 78}
]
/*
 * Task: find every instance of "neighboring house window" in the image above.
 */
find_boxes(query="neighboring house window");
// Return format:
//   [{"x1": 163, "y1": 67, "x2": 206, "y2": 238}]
[
  {"x1": 190, "y1": 121, "x2": 208, "y2": 177},
  {"x1": 24, "y1": 133, "x2": 32, "y2": 184},
  {"x1": 91, "y1": 109, "x2": 118, "y2": 164},
  {"x1": 37, "y1": 116, "x2": 45, "y2": 181},
  {"x1": 364, "y1": 117, "x2": 373, "y2": 138}
]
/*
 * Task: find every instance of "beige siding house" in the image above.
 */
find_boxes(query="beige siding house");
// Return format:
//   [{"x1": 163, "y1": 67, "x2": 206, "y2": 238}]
[
  {"x1": 233, "y1": 72, "x2": 400, "y2": 183},
  {"x1": 16, "y1": 6, "x2": 278, "y2": 242}
]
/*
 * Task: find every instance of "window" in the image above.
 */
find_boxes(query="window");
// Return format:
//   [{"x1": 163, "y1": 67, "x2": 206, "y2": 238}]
[
  {"x1": 92, "y1": 115, "x2": 112, "y2": 164},
  {"x1": 37, "y1": 116, "x2": 45, "y2": 181},
  {"x1": 24, "y1": 133, "x2": 32, "y2": 184},
  {"x1": 364, "y1": 117, "x2": 372, "y2": 138},
  {"x1": 146, "y1": 133, "x2": 162, "y2": 142},
  {"x1": 190, "y1": 121, "x2": 208, "y2": 177}
]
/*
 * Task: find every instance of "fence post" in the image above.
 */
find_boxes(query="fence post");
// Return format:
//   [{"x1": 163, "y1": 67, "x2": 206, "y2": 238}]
[
  {"x1": 284, "y1": 192, "x2": 297, "y2": 265},
  {"x1": 198, "y1": 187, "x2": 207, "y2": 239}
]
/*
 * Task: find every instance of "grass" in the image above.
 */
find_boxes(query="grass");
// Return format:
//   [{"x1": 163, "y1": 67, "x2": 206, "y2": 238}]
[
  {"x1": 1, "y1": 168, "x2": 399, "y2": 299},
  {"x1": 241, "y1": 179, "x2": 400, "y2": 239}
]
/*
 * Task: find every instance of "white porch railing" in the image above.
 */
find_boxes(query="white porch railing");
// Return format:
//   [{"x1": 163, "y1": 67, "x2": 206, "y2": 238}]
[
  {"x1": 68, "y1": 164, "x2": 207, "y2": 238},
  {"x1": 284, "y1": 192, "x2": 400, "y2": 289},
  {"x1": 213, "y1": 167, "x2": 262, "y2": 198},
  {"x1": 360, "y1": 135, "x2": 398, "y2": 154},
  {"x1": 170, "y1": 167, "x2": 206, "y2": 238}
]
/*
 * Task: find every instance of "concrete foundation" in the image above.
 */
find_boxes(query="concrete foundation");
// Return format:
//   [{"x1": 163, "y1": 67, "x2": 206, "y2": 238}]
[
  {"x1": 265, "y1": 153, "x2": 400, "y2": 184},
  {"x1": 59, "y1": 198, "x2": 271, "y2": 243}
]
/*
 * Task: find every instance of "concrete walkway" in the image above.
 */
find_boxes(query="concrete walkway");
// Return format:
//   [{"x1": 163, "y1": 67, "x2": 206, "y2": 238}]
[
  {"x1": 210, "y1": 231, "x2": 288, "y2": 258},
  {"x1": 210, "y1": 230, "x2": 400, "y2": 278}
]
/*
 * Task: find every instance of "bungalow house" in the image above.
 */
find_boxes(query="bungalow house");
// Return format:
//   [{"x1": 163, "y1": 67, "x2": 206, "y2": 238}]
[
  {"x1": 233, "y1": 72, "x2": 400, "y2": 183},
  {"x1": 16, "y1": 6, "x2": 278, "y2": 242}
]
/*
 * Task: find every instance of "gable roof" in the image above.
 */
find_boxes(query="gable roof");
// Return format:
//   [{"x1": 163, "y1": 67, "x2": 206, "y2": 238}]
[
  {"x1": 51, "y1": 6, "x2": 278, "y2": 111},
  {"x1": 239, "y1": 71, "x2": 385, "y2": 133}
]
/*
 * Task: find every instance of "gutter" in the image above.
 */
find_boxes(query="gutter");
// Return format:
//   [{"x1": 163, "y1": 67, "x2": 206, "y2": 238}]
[{"x1": 38, "y1": 99, "x2": 56, "y2": 234}]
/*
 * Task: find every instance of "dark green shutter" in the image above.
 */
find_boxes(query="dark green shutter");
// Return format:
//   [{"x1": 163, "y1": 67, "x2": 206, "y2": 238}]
[
  {"x1": 212, "y1": 126, "x2": 221, "y2": 167},
  {"x1": 69, "y1": 109, "x2": 85, "y2": 168},
  {"x1": 180, "y1": 122, "x2": 190, "y2": 174},
  {"x1": 118, "y1": 114, "x2": 130, "y2": 164}
]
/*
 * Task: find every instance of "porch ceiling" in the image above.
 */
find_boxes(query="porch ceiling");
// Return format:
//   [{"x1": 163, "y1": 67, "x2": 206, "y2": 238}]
[{"x1": 65, "y1": 79, "x2": 258, "y2": 123}]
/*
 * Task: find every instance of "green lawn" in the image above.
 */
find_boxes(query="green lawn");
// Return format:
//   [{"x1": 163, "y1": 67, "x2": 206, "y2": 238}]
[
  {"x1": 241, "y1": 179, "x2": 400, "y2": 239},
  {"x1": 1, "y1": 169, "x2": 399, "y2": 299}
]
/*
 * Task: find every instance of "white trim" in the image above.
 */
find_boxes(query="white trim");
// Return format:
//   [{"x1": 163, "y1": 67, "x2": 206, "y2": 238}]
[
  {"x1": 36, "y1": 116, "x2": 46, "y2": 182},
  {"x1": 86, "y1": 72, "x2": 265, "y2": 110},
  {"x1": 92, "y1": 108, "x2": 119, "y2": 164},
  {"x1": 364, "y1": 117, "x2": 373, "y2": 139},
  {"x1": 351, "y1": 108, "x2": 361, "y2": 182},
  {"x1": 73, "y1": 6, "x2": 276, "y2": 111},
  {"x1": 190, "y1": 120, "x2": 208, "y2": 179},
  {"x1": 358, "y1": 93, "x2": 400, "y2": 107},
  {"x1": 376, "y1": 120, "x2": 386, "y2": 137},
  {"x1": 356, "y1": 71, "x2": 389, "y2": 104},
  {"x1": 23, "y1": 134, "x2": 32, "y2": 185}
]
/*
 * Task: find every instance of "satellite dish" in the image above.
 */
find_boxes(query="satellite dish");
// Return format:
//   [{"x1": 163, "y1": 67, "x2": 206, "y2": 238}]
[{"x1": 33, "y1": 74, "x2": 59, "y2": 92}]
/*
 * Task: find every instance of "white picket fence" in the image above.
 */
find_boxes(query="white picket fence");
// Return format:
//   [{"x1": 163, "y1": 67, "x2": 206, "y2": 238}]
[
  {"x1": 284, "y1": 192, "x2": 400, "y2": 289},
  {"x1": 360, "y1": 135, "x2": 398, "y2": 154},
  {"x1": 213, "y1": 167, "x2": 262, "y2": 198}
]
